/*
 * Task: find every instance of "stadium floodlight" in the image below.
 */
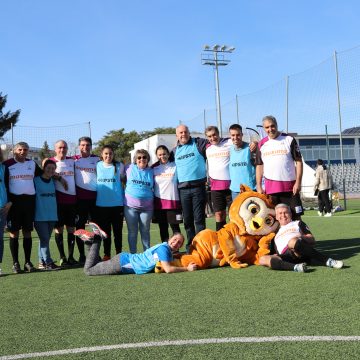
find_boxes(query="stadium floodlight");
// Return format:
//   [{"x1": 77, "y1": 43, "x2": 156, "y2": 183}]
[{"x1": 201, "y1": 44, "x2": 235, "y2": 137}]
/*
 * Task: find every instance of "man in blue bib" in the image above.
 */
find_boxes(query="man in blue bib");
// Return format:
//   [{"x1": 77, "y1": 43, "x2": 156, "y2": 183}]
[{"x1": 172, "y1": 125, "x2": 208, "y2": 252}]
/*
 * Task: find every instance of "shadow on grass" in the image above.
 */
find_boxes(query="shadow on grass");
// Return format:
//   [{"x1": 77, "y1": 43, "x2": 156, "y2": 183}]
[{"x1": 315, "y1": 237, "x2": 360, "y2": 260}]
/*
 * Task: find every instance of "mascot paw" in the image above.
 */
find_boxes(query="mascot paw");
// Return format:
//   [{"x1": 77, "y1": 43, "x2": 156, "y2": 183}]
[{"x1": 230, "y1": 262, "x2": 248, "y2": 269}]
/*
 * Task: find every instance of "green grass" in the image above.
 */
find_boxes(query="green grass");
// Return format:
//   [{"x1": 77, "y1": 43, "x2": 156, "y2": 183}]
[{"x1": 1, "y1": 212, "x2": 360, "y2": 359}]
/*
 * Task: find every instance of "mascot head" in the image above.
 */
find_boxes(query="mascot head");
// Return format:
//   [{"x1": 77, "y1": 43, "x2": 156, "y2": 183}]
[{"x1": 228, "y1": 185, "x2": 279, "y2": 236}]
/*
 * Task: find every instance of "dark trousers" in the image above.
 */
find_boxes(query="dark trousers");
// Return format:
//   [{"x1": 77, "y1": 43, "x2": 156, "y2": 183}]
[
  {"x1": 158, "y1": 222, "x2": 181, "y2": 243},
  {"x1": 179, "y1": 185, "x2": 206, "y2": 250},
  {"x1": 76, "y1": 199, "x2": 97, "y2": 257},
  {"x1": 318, "y1": 189, "x2": 332, "y2": 213},
  {"x1": 95, "y1": 206, "x2": 124, "y2": 257}
]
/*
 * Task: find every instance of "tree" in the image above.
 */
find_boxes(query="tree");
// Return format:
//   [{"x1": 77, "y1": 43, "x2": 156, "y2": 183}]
[
  {"x1": 94, "y1": 127, "x2": 177, "y2": 164},
  {"x1": 39, "y1": 141, "x2": 53, "y2": 161},
  {"x1": 0, "y1": 92, "x2": 20, "y2": 138},
  {"x1": 94, "y1": 129, "x2": 142, "y2": 163},
  {"x1": 139, "y1": 127, "x2": 176, "y2": 139}
]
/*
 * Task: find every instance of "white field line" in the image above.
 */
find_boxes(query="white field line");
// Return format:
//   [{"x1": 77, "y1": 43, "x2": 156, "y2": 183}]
[{"x1": 1, "y1": 336, "x2": 360, "y2": 360}]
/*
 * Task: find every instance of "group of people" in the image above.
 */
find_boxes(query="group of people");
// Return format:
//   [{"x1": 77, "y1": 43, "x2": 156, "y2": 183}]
[{"x1": 0, "y1": 114, "x2": 343, "y2": 276}]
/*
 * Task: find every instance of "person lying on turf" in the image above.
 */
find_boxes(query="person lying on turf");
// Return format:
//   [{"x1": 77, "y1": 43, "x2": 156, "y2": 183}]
[
  {"x1": 259, "y1": 203, "x2": 344, "y2": 272},
  {"x1": 75, "y1": 223, "x2": 197, "y2": 275}
]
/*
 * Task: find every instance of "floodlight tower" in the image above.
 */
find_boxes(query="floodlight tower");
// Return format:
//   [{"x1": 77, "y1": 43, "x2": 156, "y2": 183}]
[{"x1": 201, "y1": 44, "x2": 235, "y2": 136}]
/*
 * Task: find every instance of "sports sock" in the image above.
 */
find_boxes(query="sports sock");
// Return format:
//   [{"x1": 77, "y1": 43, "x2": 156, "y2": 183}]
[
  {"x1": 216, "y1": 221, "x2": 226, "y2": 231},
  {"x1": 75, "y1": 236, "x2": 85, "y2": 258},
  {"x1": 270, "y1": 256, "x2": 295, "y2": 271},
  {"x1": 55, "y1": 233, "x2": 66, "y2": 259},
  {"x1": 68, "y1": 233, "x2": 75, "y2": 259},
  {"x1": 23, "y1": 237, "x2": 32, "y2": 263},
  {"x1": 9, "y1": 237, "x2": 19, "y2": 264},
  {"x1": 294, "y1": 239, "x2": 327, "y2": 264}
]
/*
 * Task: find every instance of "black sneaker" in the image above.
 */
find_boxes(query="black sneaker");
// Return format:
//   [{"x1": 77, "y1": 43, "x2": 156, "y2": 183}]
[
  {"x1": 12, "y1": 262, "x2": 22, "y2": 274},
  {"x1": 24, "y1": 262, "x2": 36, "y2": 273},
  {"x1": 46, "y1": 262, "x2": 61, "y2": 271},
  {"x1": 67, "y1": 257, "x2": 79, "y2": 266},
  {"x1": 78, "y1": 254, "x2": 86, "y2": 265}
]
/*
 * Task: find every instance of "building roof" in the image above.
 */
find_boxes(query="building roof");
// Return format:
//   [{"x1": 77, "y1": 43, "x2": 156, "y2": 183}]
[{"x1": 343, "y1": 126, "x2": 360, "y2": 135}]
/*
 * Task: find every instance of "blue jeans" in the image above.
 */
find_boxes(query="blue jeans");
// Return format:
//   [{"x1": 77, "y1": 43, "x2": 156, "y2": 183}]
[
  {"x1": 179, "y1": 185, "x2": 206, "y2": 250},
  {"x1": 124, "y1": 206, "x2": 153, "y2": 254},
  {"x1": 0, "y1": 213, "x2": 6, "y2": 263},
  {"x1": 35, "y1": 221, "x2": 56, "y2": 264}
]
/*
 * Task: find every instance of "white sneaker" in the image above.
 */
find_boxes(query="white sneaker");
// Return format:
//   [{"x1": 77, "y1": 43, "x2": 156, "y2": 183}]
[
  {"x1": 317, "y1": 211, "x2": 323, "y2": 216},
  {"x1": 0, "y1": 268, "x2": 2, "y2": 276},
  {"x1": 324, "y1": 213, "x2": 332, "y2": 217},
  {"x1": 294, "y1": 263, "x2": 308, "y2": 272},
  {"x1": 326, "y1": 258, "x2": 343, "y2": 269}
]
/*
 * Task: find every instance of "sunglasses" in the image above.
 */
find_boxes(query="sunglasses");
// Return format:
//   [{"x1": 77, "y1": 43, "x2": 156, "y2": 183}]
[{"x1": 137, "y1": 156, "x2": 147, "y2": 160}]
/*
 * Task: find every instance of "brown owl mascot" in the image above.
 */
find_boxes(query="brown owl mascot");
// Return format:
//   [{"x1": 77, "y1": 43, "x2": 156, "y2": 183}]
[{"x1": 156, "y1": 185, "x2": 279, "y2": 272}]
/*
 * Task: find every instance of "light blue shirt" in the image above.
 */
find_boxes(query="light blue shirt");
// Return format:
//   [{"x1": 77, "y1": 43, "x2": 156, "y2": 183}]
[
  {"x1": 229, "y1": 142, "x2": 256, "y2": 192},
  {"x1": 121, "y1": 243, "x2": 173, "y2": 275},
  {"x1": 96, "y1": 161, "x2": 124, "y2": 207},
  {"x1": 0, "y1": 165, "x2": 7, "y2": 208},
  {"x1": 34, "y1": 176, "x2": 58, "y2": 221},
  {"x1": 175, "y1": 139, "x2": 206, "y2": 183}
]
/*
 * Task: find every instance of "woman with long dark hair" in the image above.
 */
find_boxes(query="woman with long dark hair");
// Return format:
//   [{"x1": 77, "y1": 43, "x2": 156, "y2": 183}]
[{"x1": 152, "y1": 145, "x2": 182, "y2": 242}]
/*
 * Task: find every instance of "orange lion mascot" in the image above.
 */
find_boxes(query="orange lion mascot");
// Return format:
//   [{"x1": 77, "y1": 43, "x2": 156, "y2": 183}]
[{"x1": 156, "y1": 185, "x2": 279, "y2": 272}]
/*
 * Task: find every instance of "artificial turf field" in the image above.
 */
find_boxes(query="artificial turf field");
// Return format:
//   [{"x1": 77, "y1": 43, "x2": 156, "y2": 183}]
[{"x1": 1, "y1": 208, "x2": 360, "y2": 359}]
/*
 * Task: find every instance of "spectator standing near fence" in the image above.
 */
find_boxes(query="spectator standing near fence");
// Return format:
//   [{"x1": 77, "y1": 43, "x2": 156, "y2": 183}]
[
  {"x1": 73, "y1": 136, "x2": 99, "y2": 263},
  {"x1": 314, "y1": 159, "x2": 333, "y2": 217},
  {"x1": 124, "y1": 149, "x2": 154, "y2": 253},
  {"x1": 228, "y1": 124, "x2": 256, "y2": 200},
  {"x1": 256, "y1": 115, "x2": 304, "y2": 219},
  {"x1": 173, "y1": 125, "x2": 207, "y2": 251},
  {"x1": 152, "y1": 145, "x2": 182, "y2": 242},
  {"x1": 50, "y1": 140, "x2": 78, "y2": 266},
  {"x1": 95, "y1": 145, "x2": 125, "y2": 259},
  {"x1": 3, "y1": 142, "x2": 42, "y2": 273}
]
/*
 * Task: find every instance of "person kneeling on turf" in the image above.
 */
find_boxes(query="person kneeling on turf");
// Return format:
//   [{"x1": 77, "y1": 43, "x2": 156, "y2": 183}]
[
  {"x1": 75, "y1": 223, "x2": 197, "y2": 275},
  {"x1": 259, "y1": 203, "x2": 343, "y2": 272}
]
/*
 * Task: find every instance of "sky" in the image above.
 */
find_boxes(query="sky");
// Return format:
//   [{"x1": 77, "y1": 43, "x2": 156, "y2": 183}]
[{"x1": 2, "y1": 0, "x2": 360, "y2": 145}]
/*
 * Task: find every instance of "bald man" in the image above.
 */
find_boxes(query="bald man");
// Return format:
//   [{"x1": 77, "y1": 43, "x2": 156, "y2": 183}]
[{"x1": 172, "y1": 125, "x2": 208, "y2": 251}]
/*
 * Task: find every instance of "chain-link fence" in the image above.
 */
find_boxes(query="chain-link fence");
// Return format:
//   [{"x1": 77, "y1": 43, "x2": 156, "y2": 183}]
[
  {"x1": 1, "y1": 122, "x2": 91, "y2": 163},
  {"x1": 189, "y1": 46, "x2": 360, "y2": 136},
  {"x1": 185, "y1": 45, "x2": 360, "y2": 207}
]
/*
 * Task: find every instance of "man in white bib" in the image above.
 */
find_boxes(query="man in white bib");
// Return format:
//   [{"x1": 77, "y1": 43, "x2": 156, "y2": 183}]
[
  {"x1": 256, "y1": 115, "x2": 304, "y2": 219},
  {"x1": 259, "y1": 203, "x2": 343, "y2": 272}
]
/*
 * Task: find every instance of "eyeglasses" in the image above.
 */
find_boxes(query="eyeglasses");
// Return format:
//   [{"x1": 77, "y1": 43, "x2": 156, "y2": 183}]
[{"x1": 137, "y1": 156, "x2": 147, "y2": 160}]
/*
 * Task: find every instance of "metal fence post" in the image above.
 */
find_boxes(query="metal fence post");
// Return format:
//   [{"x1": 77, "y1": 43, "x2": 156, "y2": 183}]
[{"x1": 334, "y1": 50, "x2": 347, "y2": 210}]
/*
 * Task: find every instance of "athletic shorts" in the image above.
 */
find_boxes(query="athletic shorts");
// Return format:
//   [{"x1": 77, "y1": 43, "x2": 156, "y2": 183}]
[
  {"x1": 279, "y1": 248, "x2": 307, "y2": 264},
  {"x1": 76, "y1": 198, "x2": 97, "y2": 228},
  {"x1": 269, "y1": 192, "x2": 304, "y2": 219},
  {"x1": 210, "y1": 189, "x2": 232, "y2": 212},
  {"x1": 152, "y1": 209, "x2": 183, "y2": 224},
  {"x1": 56, "y1": 203, "x2": 77, "y2": 227},
  {"x1": 7, "y1": 194, "x2": 35, "y2": 232}
]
